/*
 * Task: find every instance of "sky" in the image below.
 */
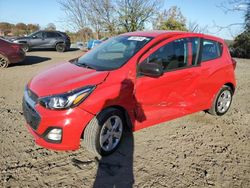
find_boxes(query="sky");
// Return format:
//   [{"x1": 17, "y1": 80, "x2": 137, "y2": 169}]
[{"x1": 0, "y1": 0, "x2": 246, "y2": 40}]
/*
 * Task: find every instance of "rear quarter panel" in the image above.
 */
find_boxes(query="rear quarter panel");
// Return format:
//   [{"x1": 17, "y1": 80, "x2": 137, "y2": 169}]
[{"x1": 200, "y1": 38, "x2": 236, "y2": 109}]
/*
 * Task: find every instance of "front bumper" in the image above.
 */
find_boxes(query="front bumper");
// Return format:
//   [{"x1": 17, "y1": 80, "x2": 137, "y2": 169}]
[{"x1": 23, "y1": 92, "x2": 94, "y2": 151}]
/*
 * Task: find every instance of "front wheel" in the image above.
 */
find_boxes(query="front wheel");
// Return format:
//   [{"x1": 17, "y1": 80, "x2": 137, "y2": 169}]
[
  {"x1": 83, "y1": 108, "x2": 124, "y2": 156},
  {"x1": 208, "y1": 85, "x2": 233, "y2": 116},
  {"x1": 22, "y1": 44, "x2": 30, "y2": 52},
  {"x1": 0, "y1": 54, "x2": 9, "y2": 68}
]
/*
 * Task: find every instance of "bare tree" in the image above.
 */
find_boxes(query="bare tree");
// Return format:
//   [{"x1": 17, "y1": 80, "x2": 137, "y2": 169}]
[
  {"x1": 85, "y1": 0, "x2": 117, "y2": 36},
  {"x1": 59, "y1": 0, "x2": 88, "y2": 31},
  {"x1": 214, "y1": 0, "x2": 249, "y2": 34},
  {"x1": 245, "y1": 1, "x2": 250, "y2": 30},
  {"x1": 45, "y1": 23, "x2": 56, "y2": 31},
  {"x1": 59, "y1": 0, "x2": 162, "y2": 37},
  {"x1": 218, "y1": 0, "x2": 249, "y2": 13},
  {"x1": 188, "y1": 21, "x2": 209, "y2": 33},
  {"x1": 117, "y1": 0, "x2": 162, "y2": 32}
]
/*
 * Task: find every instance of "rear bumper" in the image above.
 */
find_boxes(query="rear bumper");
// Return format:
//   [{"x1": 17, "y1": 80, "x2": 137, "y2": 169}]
[{"x1": 10, "y1": 50, "x2": 25, "y2": 64}]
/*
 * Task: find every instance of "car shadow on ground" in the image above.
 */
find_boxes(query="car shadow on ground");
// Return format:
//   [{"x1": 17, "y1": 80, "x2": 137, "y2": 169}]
[
  {"x1": 10, "y1": 56, "x2": 51, "y2": 67},
  {"x1": 92, "y1": 131, "x2": 134, "y2": 188},
  {"x1": 71, "y1": 79, "x2": 146, "y2": 187}
]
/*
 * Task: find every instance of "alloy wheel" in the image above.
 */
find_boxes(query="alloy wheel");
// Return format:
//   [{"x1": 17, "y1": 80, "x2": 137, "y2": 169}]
[
  {"x1": 99, "y1": 115, "x2": 123, "y2": 152},
  {"x1": 217, "y1": 90, "x2": 232, "y2": 113},
  {"x1": 0, "y1": 56, "x2": 8, "y2": 68}
]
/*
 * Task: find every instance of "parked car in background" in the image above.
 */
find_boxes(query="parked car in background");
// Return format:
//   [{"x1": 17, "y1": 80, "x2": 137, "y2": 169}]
[
  {"x1": 0, "y1": 38, "x2": 25, "y2": 68},
  {"x1": 87, "y1": 37, "x2": 109, "y2": 50},
  {"x1": 11, "y1": 30, "x2": 71, "y2": 52},
  {"x1": 23, "y1": 31, "x2": 236, "y2": 156},
  {"x1": 87, "y1": 39, "x2": 102, "y2": 50}
]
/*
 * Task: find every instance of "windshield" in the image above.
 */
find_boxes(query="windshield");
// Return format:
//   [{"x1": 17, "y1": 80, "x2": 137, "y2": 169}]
[
  {"x1": 75, "y1": 35, "x2": 152, "y2": 71},
  {"x1": 27, "y1": 31, "x2": 39, "y2": 37}
]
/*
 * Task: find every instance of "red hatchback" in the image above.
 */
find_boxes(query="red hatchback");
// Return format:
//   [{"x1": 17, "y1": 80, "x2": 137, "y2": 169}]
[
  {"x1": 23, "y1": 31, "x2": 236, "y2": 156},
  {"x1": 0, "y1": 38, "x2": 25, "y2": 68}
]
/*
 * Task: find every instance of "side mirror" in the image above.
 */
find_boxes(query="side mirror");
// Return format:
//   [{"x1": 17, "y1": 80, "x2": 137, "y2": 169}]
[
  {"x1": 32, "y1": 35, "x2": 37, "y2": 39},
  {"x1": 138, "y1": 61, "x2": 163, "y2": 77}
]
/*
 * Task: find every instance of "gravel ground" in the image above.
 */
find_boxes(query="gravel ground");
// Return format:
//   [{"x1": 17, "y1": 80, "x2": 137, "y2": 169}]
[{"x1": 0, "y1": 50, "x2": 249, "y2": 187}]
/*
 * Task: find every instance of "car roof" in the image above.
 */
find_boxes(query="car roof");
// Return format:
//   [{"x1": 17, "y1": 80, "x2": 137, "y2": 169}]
[{"x1": 122, "y1": 30, "x2": 223, "y2": 42}]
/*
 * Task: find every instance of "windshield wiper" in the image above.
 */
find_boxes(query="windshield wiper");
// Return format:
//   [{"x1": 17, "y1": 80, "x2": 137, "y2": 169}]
[{"x1": 75, "y1": 62, "x2": 95, "y2": 70}]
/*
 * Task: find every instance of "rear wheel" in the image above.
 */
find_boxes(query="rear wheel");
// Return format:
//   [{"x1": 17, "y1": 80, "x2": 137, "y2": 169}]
[
  {"x1": 83, "y1": 108, "x2": 124, "y2": 156},
  {"x1": 208, "y1": 85, "x2": 233, "y2": 116},
  {"x1": 56, "y1": 43, "x2": 66, "y2": 52},
  {"x1": 0, "y1": 54, "x2": 9, "y2": 68}
]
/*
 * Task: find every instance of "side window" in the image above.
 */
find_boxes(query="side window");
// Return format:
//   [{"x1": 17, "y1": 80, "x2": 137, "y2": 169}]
[
  {"x1": 46, "y1": 32, "x2": 59, "y2": 38},
  {"x1": 201, "y1": 39, "x2": 223, "y2": 62},
  {"x1": 33, "y1": 32, "x2": 43, "y2": 38},
  {"x1": 147, "y1": 37, "x2": 200, "y2": 72}
]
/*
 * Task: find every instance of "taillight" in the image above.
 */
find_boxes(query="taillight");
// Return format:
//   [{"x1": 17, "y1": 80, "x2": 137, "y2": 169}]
[
  {"x1": 232, "y1": 58, "x2": 237, "y2": 70},
  {"x1": 11, "y1": 44, "x2": 20, "y2": 51}
]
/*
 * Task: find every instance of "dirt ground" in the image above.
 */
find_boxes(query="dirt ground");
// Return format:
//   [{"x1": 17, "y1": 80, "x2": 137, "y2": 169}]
[{"x1": 0, "y1": 50, "x2": 249, "y2": 188}]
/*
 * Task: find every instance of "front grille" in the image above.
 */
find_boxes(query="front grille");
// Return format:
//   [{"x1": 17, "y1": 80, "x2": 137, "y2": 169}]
[{"x1": 22, "y1": 98, "x2": 41, "y2": 130}]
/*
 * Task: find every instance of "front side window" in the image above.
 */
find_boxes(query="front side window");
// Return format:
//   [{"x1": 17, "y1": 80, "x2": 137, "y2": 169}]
[
  {"x1": 32, "y1": 31, "x2": 43, "y2": 38},
  {"x1": 201, "y1": 39, "x2": 223, "y2": 62},
  {"x1": 146, "y1": 37, "x2": 200, "y2": 72},
  {"x1": 75, "y1": 36, "x2": 152, "y2": 71}
]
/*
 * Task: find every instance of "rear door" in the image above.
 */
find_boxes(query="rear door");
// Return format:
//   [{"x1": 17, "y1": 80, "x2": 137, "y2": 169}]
[
  {"x1": 134, "y1": 36, "x2": 203, "y2": 129},
  {"x1": 198, "y1": 38, "x2": 225, "y2": 109},
  {"x1": 43, "y1": 32, "x2": 59, "y2": 48}
]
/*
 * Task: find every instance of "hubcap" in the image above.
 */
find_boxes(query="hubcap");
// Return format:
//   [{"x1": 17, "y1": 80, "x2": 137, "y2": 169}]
[
  {"x1": 0, "y1": 56, "x2": 8, "y2": 68},
  {"x1": 100, "y1": 115, "x2": 123, "y2": 152},
  {"x1": 217, "y1": 90, "x2": 232, "y2": 113}
]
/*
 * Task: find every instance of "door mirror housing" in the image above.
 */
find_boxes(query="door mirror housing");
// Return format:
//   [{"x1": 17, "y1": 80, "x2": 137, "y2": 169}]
[
  {"x1": 32, "y1": 35, "x2": 37, "y2": 39},
  {"x1": 138, "y1": 61, "x2": 163, "y2": 77}
]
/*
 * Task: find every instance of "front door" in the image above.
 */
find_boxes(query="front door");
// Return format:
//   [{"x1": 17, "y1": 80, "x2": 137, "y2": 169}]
[
  {"x1": 29, "y1": 31, "x2": 46, "y2": 48},
  {"x1": 134, "y1": 37, "x2": 203, "y2": 130}
]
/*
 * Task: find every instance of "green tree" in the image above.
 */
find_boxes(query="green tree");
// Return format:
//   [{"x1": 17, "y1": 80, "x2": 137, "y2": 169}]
[
  {"x1": 27, "y1": 24, "x2": 40, "y2": 33},
  {"x1": 15, "y1": 23, "x2": 27, "y2": 35},
  {"x1": 0, "y1": 22, "x2": 13, "y2": 35},
  {"x1": 232, "y1": 31, "x2": 250, "y2": 58},
  {"x1": 154, "y1": 6, "x2": 187, "y2": 31},
  {"x1": 231, "y1": 2, "x2": 250, "y2": 58}
]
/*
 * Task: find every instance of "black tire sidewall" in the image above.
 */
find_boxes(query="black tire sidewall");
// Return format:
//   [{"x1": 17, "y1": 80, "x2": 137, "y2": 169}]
[
  {"x1": 215, "y1": 86, "x2": 233, "y2": 116},
  {"x1": 95, "y1": 109, "x2": 125, "y2": 156},
  {"x1": 56, "y1": 43, "x2": 66, "y2": 52}
]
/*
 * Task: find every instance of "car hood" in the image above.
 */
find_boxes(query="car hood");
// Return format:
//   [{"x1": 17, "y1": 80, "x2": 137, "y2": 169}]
[
  {"x1": 28, "y1": 62, "x2": 109, "y2": 97},
  {"x1": 12, "y1": 36, "x2": 29, "y2": 41}
]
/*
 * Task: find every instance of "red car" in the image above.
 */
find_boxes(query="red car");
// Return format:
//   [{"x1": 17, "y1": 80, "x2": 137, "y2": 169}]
[
  {"x1": 23, "y1": 31, "x2": 236, "y2": 156},
  {"x1": 0, "y1": 38, "x2": 25, "y2": 68}
]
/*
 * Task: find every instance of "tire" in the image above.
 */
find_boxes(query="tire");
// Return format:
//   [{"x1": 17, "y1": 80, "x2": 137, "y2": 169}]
[
  {"x1": 22, "y1": 44, "x2": 30, "y2": 52},
  {"x1": 55, "y1": 43, "x2": 66, "y2": 52},
  {"x1": 83, "y1": 108, "x2": 125, "y2": 156},
  {"x1": 0, "y1": 54, "x2": 9, "y2": 68},
  {"x1": 207, "y1": 85, "x2": 233, "y2": 116}
]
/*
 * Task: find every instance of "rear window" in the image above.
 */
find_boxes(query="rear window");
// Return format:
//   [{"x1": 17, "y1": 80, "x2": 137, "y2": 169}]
[
  {"x1": 201, "y1": 39, "x2": 223, "y2": 62},
  {"x1": 46, "y1": 32, "x2": 59, "y2": 38}
]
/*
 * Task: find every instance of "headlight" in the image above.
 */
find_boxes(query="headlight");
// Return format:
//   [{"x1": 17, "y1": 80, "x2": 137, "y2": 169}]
[{"x1": 39, "y1": 86, "x2": 95, "y2": 110}]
